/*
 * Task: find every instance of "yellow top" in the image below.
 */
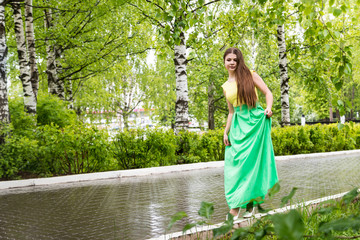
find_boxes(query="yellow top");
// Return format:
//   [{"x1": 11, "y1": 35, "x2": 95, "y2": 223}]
[{"x1": 221, "y1": 70, "x2": 258, "y2": 107}]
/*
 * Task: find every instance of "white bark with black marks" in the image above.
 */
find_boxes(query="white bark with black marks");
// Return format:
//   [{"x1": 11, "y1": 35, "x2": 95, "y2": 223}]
[
  {"x1": 12, "y1": 2, "x2": 36, "y2": 114},
  {"x1": 55, "y1": 47, "x2": 65, "y2": 100},
  {"x1": 25, "y1": 0, "x2": 39, "y2": 99},
  {"x1": 277, "y1": 25, "x2": 290, "y2": 126},
  {"x1": 44, "y1": 8, "x2": 64, "y2": 100},
  {"x1": 174, "y1": 32, "x2": 189, "y2": 133},
  {"x1": 0, "y1": 2, "x2": 10, "y2": 128}
]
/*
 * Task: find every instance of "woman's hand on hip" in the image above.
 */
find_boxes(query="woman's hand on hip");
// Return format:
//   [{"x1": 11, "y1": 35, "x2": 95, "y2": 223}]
[
  {"x1": 264, "y1": 108, "x2": 273, "y2": 118},
  {"x1": 224, "y1": 134, "x2": 231, "y2": 146}
]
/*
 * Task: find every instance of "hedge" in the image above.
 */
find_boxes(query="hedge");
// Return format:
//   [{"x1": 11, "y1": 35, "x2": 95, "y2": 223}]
[{"x1": 0, "y1": 123, "x2": 359, "y2": 179}]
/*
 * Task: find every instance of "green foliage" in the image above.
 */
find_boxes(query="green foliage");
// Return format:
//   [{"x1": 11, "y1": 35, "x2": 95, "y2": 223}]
[
  {"x1": 168, "y1": 186, "x2": 360, "y2": 239},
  {"x1": 0, "y1": 122, "x2": 112, "y2": 179},
  {"x1": 168, "y1": 201, "x2": 215, "y2": 234},
  {"x1": 112, "y1": 128, "x2": 177, "y2": 169},
  {"x1": 1, "y1": 122, "x2": 360, "y2": 179},
  {"x1": 37, "y1": 94, "x2": 77, "y2": 127},
  {"x1": 271, "y1": 123, "x2": 360, "y2": 155},
  {"x1": 271, "y1": 210, "x2": 305, "y2": 240},
  {"x1": 8, "y1": 97, "x2": 36, "y2": 137},
  {"x1": 198, "y1": 201, "x2": 214, "y2": 220}
]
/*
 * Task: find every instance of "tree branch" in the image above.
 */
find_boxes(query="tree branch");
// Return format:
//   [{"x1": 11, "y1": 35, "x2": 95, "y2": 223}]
[
  {"x1": 128, "y1": 2, "x2": 166, "y2": 29},
  {"x1": 145, "y1": 0, "x2": 164, "y2": 11},
  {"x1": 191, "y1": 0, "x2": 221, "y2": 13}
]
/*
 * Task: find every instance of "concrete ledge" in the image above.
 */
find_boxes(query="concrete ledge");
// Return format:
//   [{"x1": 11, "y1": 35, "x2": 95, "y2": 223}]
[
  {"x1": 152, "y1": 189, "x2": 360, "y2": 240},
  {"x1": 275, "y1": 149, "x2": 360, "y2": 161},
  {"x1": 1, "y1": 149, "x2": 360, "y2": 190}
]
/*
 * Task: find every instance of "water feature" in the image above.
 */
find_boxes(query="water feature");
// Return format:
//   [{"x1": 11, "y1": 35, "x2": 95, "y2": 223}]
[{"x1": 0, "y1": 154, "x2": 359, "y2": 239}]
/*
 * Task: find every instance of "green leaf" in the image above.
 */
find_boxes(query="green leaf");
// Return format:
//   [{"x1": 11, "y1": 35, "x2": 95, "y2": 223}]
[
  {"x1": 338, "y1": 123, "x2": 344, "y2": 130},
  {"x1": 213, "y1": 216, "x2": 234, "y2": 238},
  {"x1": 334, "y1": 80, "x2": 343, "y2": 90},
  {"x1": 254, "y1": 229, "x2": 266, "y2": 239},
  {"x1": 346, "y1": 100, "x2": 352, "y2": 108},
  {"x1": 268, "y1": 182, "x2": 281, "y2": 199},
  {"x1": 337, "y1": 100, "x2": 344, "y2": 106},
  {"x1": 333, "y1": 8, "x2": 342, "y2": 17},
  {"x1": 314, "y1": 206, "x2": 338, "y2": 215},
  {"x1": 231, "y1": 228, "x2": 249, "y2": 239},
  {"x1": 271, "y1": 210, "x2": 305, "y2": 240},
  {"x1": 319, "y1": 217, "x2": 360, "y2": 234},
  {"x1": 257, "y1": 204, "x2": 270, "y2": 213},
  {"x1": 232, "y1": 0, "x2": 241, "y2": 4},
  {"x1": 323, "y1": 29, "x2": 328, "y2": 37},
  {"x1": 198, "y1": 201, "x2": 214, "y2": 219},
  {"x1": 167, "y1": 211, "x2": 187, "y2": 230},
  {"x1": 281, "y1": 187, "x2": 298, "y2": 207},
  {"x1": 342, "y1": 187, "x2": 359, "y2": 205},
  {"x1": 329, "y1": 0, "x2": 335, "y2": 6},
  {"x1": 182, "y1": 223, "x2": 197, "y2": 233},
  {"x1": 259, "y1": 0, "x2": 267, "y2": 4},
  {"x1": 340, "y1": 5, "x2": 347, "y2": 12}
]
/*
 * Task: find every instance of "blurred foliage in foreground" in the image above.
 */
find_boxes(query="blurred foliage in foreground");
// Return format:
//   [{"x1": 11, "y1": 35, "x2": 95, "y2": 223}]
[{"x1": 168, "y1": 184, "x2": 360, "y2": 240}]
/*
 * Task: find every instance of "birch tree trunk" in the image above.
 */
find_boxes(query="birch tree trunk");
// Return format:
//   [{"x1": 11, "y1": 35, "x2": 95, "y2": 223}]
[
  {"x1": 277, "y1": 25, "x2": 290, "y2": 126},
  {"x1": 174, "y1": 31, "x2": 189, "y2": 133},
  {"x1": 208, "y1": 79, "x2": 215, "y2": 130},
  {"x1": 24, "y1": 0, "x2": 39, "y2": 99},
  {"x1": 44, "y1": 8, "x2": 64, "y2": 99},
  {"x1": 0, "y1": 1, "x2": 10, "y2": 134},
  {"x1": 12, "y1": 2, "x2": 36, "y2": 114},
  {"x1": 55, "y1": 47, "x2": 65, "y2": 100}
]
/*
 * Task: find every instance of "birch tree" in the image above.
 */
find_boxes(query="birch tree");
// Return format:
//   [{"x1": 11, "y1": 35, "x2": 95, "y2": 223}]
[
  {"x1": 11, "y1": 2, "x2": 36, "y2": 114},
  {"x1": 43, "y1": 7, "x2": 63, "y2": 99},
  {"x1": 36, "y1": 0, "x2": 151, "y2": 105},
  {"x1": 24, "y1": 0, "x2": 39, "y2": 99},
  {"x1": 277, "y1": 24, "x2": 290, "y2": 126},
  {"x1": 0, "y1": 0, "x2": 9, "y2": 138},
  {"x1": 129, "y1": 0, "x2": 221, "y2": 133}
]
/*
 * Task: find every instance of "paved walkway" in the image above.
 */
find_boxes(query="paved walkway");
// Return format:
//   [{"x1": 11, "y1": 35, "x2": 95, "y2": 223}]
[{"x1": 0, "y1": 151, "x2": 359, "y2": 239}]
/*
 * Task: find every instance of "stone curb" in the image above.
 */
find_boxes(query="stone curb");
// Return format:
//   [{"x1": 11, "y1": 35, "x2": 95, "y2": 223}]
[
  {"x1": 150, "y1": 189, "x2": 360, "y2": 240},
  {"x1": 0, "y1": 149, "x2": 360, "y2": 190}
]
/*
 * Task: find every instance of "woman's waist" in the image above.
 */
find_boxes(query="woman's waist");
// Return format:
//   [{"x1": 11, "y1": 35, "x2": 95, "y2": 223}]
[{"x1": 234, "y1": 103, "x2": 261, "y2": 112}]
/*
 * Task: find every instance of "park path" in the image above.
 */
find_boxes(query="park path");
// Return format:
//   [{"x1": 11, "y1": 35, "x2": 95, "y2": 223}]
[{"x1": 0, "y1": 152, "x2": 359, "y2": 239}]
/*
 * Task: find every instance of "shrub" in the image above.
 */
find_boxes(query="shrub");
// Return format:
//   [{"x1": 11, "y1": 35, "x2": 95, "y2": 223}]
[
  {"x1": 112, "y1": 128, "x2": 177, "y2": 169},
  {"x1": 36, "y1": 123, "x2": 111, "y2": 175},
  {"x1": 37, "y1": 94, "x2": 77, "y2": 127},
  {"x1": 8, "y1": 97, "x2": 36, "y2": 137}
]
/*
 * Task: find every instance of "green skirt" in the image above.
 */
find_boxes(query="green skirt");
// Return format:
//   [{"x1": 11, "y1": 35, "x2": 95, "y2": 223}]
[{"x1": 224, "y1": 104, "x2": 278, "y2": 209}]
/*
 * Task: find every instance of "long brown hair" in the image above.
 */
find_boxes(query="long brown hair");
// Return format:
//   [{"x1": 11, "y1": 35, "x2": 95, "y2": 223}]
[{"x1": 223, "y1": 47, "x2": 257, "y2": 108}]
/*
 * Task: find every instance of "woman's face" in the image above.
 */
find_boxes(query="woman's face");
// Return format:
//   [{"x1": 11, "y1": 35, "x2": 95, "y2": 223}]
[{"x1": 224, "y1": 53, "x2": 237, "y2": 72}]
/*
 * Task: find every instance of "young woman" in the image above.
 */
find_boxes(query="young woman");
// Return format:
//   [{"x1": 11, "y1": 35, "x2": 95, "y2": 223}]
[{"x1": 222, "y1": 47, "x2": 278, "y2": 219}]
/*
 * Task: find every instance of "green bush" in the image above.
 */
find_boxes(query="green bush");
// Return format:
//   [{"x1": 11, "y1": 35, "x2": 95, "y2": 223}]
[
  {"x1": 37, "y1": 94, "x2": 77, "y2": 127},
  {"x1": 8, "y1": 97, "x2": 36, "y2": 137},
  {"x1": 1, "y1": 121, "x2": 360, "y2": 179},
  {"x1": 271, "y1": 123, "x2": 360, "y2": 156},
  {"x1": 36, "y1": 123, "x2": 112, "y2": 175},
  {"x1": 0, "y1": 122, "x2": 112, "y2": 179},
  {"x1": 112, "y1": 128, "x2": 177, "y2": 169}
]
